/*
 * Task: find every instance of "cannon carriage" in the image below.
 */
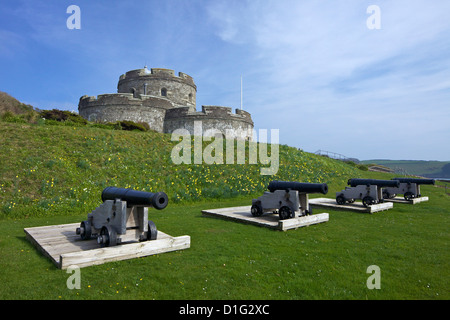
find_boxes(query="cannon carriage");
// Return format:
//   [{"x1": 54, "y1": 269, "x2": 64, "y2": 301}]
[
  {"x1": 383, "y1": 178, "x2": 435, "y2": 200},
  {"x1": 76, "y1": 187, "x2": 168, "y2": 247},
  {"x1": 336, "y1": 179, "x2": 400, "y2": 207},
  {"x1": 251, "y1": 181, "x2": 328, "y2": 220}
]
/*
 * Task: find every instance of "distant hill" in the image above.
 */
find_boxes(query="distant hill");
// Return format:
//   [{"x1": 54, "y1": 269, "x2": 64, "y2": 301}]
[
  {"x1": 0, "y1": 91, "x2": 34, "y2": 115},
  {"x1": 361, "y1": 159, "x2": 450, "y2": 178}
]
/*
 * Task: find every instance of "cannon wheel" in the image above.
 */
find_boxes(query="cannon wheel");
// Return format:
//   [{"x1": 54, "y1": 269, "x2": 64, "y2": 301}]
[
  {"x1": 362, "y1": 196, "x2": 374, "y2": 207},
  {"x1": 251, "y1": 203, "x2": 263, "y2": 217},
  {"x1": 98, "y1": 226, "x2": 117, "y2": 247},
  {"x1": 278, "y1": 206, "x2": 292, "y2": 220},
  {"x1": 382, "y1": 190, "x2": 390, "y2": 199},
  {"x1": 79, "y1": 220, "x2": 92, "y2": 240},
  {"x1": 147, "y1": 220, "x2": 158, "y2": 241},
  {"x1": 404, "y1": 192, "x2": 414, "y2": 201},
  {"x1": 336, "y1": 195, "x2": 346, "y2": 205}
]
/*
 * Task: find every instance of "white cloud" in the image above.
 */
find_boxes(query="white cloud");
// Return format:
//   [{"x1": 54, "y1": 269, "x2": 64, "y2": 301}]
[{"x1": 205, "y1": 0, "x2": 450, "y2": 160}]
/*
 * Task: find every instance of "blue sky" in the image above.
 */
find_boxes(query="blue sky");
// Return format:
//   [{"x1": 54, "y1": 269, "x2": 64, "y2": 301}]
[{"x1": 1, "y1": 0, "x2": 449, "y2": 161}]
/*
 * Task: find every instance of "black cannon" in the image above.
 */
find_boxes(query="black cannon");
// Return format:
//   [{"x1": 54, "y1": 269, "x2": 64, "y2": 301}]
[
  {"x1": 337, "y1": 179, "x2": 399, "y2": 207},
  {"x1": 252, "y1": 181, "x2": 329, "y2": 220},
  {"x1": 101, "y1": 186, "x2": 168, "y2": 209},
  {"x1": 267, "y1": 180, "x2": 328, "y2": 195},
  {"x1": 392, "y1": 178, "x2": 435, "y2": 185},
  {"x1": 383, "y1": 178, "x2": 435, "y2": 200},
  {"x1": 76, "y1": 187, "x2": 169, "y2": 247},
  {"x1": 347, "y1": 179, "x2": 400, "y2": 188}
]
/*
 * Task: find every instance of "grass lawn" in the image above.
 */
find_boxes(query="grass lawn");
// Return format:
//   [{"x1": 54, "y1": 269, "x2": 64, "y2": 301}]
[{"x1": 0, "y1": 184, "x2": 448, "y2": 300}]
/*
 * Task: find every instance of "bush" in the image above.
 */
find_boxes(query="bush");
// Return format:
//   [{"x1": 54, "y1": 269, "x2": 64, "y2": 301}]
[
  {"x1": 118, "y1": 120, "x2": 148, "y2": 132},
  {"x1": 357, "y1": 164, "x2": 369, "y2": 171},
  {"x1": 40, "y1": 109, "x2": 87, "y2": 125}
]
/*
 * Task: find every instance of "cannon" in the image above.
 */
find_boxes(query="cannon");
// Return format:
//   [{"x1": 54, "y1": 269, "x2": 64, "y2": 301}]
[
  {"x1": 383, "y1": 177, "x2": 435, "y2": 200},
  {"x1": 267, "y1": 181, "x2": 328, "y2": 194},
  {"x1": 251, "y1": 181, "x2": 328, "y2": 220},
  {"x1": 347, "y1": 179, "x2": 400, "y2": 188},
  {"x1": 336, "y1": 178, "x2": 400, "y2": 207},
  {"x1": 76, "y1": 187, "x2": 169, "y2": 247}
]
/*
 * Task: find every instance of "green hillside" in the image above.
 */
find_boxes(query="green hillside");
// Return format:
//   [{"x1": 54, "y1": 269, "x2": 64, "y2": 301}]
[
  {"x1": 361, "y1": 159, "x2": 450, "y2": 178},
  {"x1": 0, "y1": 121, "x2": 362, "y2": 219},
  {"x1": 0, "y1": 120, "x2": 448, "y2": 300},
  {"x1": 0, "y1": 91, "x2": 34, "y2": 115}
]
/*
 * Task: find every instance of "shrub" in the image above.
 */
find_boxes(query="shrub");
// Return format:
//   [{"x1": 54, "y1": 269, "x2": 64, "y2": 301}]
[
  {"x1": 118, "y1": 120, "x2": 148, "y2": 132},
  {"x1": 137, "y1": 121, "x2": 150, "y2": 131},
  {"x1": 40, "y1": 109, "x2": 87, "y2": 125}
]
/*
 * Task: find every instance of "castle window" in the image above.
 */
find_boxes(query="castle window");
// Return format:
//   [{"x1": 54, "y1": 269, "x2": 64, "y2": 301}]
[
  {"x1": 161, "y1": 88, "x2": 167, "y2": 96},
  {"x1": 188, "y1": 93, "x2": 193, "y2": 102}
]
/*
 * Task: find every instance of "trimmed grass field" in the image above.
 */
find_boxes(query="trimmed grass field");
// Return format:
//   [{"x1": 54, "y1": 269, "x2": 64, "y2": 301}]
[{"x1": 0, "y1": 122, "x2": 448, "y2": 300}]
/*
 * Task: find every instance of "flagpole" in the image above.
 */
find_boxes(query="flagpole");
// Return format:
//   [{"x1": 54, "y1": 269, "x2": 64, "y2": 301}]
[{"x1": 240, "y1": 75, "x2": 243, "y2": 110}]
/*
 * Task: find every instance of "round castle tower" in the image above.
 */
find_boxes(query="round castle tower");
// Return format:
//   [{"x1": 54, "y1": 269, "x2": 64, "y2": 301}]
[
  {"x1": 117, "y1": 67, "x2": 196, "y2": 110},
  {"x1": 78, "y1": 66, "x2": 253, "y2": 140}
]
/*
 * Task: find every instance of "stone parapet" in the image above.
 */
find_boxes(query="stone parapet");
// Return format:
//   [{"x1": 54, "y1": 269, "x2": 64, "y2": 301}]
[
  {"x1": 164, "y1": 105, "x2": 254, "y2": 140},
  {"x1": 78, "y1": 93, "x2": 173, "y2": 132},
  {"x1": 164, "y1": 105, "x2": 253, "y2": 126}
]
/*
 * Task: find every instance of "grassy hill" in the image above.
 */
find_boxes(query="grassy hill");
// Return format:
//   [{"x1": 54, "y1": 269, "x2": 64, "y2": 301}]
[
  {"x1": 362, "y1": 159, "x2": 450, "y2": 178},
  {"x1": 0, "y1": 91, "x2": 35, "y2": 115},
  {"x1": 0, "y1": 120, "x2": 448, "y2": 300},
  {"x1": 0, "y1": 121, "x2": 363, "y2": 219}
]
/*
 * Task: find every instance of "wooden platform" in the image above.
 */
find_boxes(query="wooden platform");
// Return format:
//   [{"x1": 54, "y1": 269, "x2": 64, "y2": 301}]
[
  {"x1": 384, "y1": 196, "x2": 429, "y2": 204},
  {"x1": 202, "y1": 205, "x2": 329, "y2": 231},
  {"x1": 309, "y1": 197, "x2": 393, "y2": 213},
  {"x1": 24, "y1": 223, "x2": 190, "y2": 269}
]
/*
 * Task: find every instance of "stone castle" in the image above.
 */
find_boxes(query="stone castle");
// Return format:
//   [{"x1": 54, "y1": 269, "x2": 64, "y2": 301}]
[{"x1": 78, "y1": 66, "x2": 254, "y2": 140}]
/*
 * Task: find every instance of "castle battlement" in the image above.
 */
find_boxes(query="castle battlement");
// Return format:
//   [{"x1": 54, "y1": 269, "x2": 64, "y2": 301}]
[
  {"x1": 118, "y1": 68, "x2": 196, "y2": 87},
  {"x1": 79, "y1": 93, "x2": 173, "y2": 109},
  {"x1": 164, "y1": 105, "x2": 253, "y2": 125}
]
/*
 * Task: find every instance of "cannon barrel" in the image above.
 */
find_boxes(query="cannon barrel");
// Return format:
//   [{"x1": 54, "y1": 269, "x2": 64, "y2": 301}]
[
  {"x1": 101, "y1": 187, "x2": 168, "y2": 209},
  {"x1": 347, "y1": 178, "x2": 400, "y2": 188},
  {"x1": 267, "y1": 181, "x2": 328, "y2": 194},
  {"x1": 392, "y1": 177, "x2": 435, "y2": 185}
]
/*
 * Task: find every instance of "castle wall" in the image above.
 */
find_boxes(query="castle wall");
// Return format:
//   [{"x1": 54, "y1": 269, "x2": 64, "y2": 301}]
[
  {"x1": 78, "y1": 93, "x2": 173, "y2": 132},
  {"x1": 117, "y1": 68, "x2": 196, "y2": 109},
  {"x1": 164, "y1": 106, "x2": 254, "y2": 141},
  {"x1": 78, "y1": 67, "x2": 254, "y2": 141}
]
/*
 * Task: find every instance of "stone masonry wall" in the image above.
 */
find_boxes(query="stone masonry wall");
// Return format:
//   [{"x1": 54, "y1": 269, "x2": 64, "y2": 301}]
[
  {"x1": 164, "y1": 106, "x2": 254, "y2": 140},
  {"x1": 117, "y1": 68, "x2": 196, "y2": 110},
  {"x1": 78, "y1": 93, "x2": 173, "y2": 132}
]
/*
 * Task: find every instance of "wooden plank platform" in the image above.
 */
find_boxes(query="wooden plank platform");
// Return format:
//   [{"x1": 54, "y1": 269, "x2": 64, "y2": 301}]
[
  {"x1": 384, "y1": 196, "x2": 429, "y2": 204},
  {"x1": 201, "y1": 205, "x2": 329, "y2": 231},
  {"x1": 24, "y1": 223, "x2": 190, "y2": 269},
  {"x1": 309, "y1": 197, "x2": 393, "y2": 213}
]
